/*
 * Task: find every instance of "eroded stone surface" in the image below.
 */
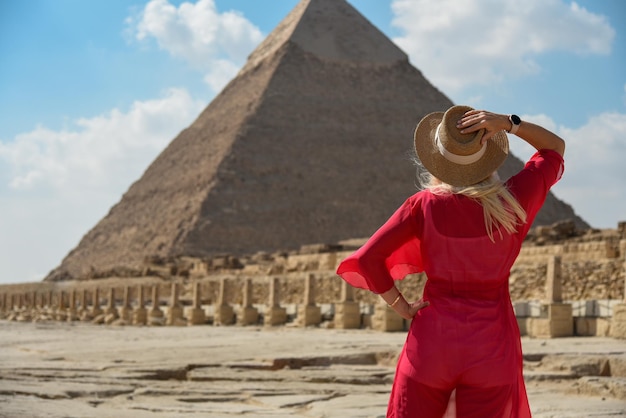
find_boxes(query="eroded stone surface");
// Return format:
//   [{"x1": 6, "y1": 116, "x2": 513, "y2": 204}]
[{"x1": 0, "y1": 321, "x2": 624, "y2": 417}]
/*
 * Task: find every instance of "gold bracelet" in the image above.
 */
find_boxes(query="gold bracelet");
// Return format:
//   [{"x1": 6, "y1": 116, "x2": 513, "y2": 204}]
[{"x1": 388, "y1": 294, "x2": 402, "y2": 307}]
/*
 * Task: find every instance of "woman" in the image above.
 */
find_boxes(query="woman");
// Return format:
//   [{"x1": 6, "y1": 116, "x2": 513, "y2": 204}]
[{"x1": 337, "y1": 105, "x2": 565, "y2": 417}]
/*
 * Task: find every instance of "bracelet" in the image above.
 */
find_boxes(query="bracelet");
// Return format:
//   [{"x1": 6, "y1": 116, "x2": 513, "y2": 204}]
[{"x1": 388, "y1": 294, "x2": 402, "y2": 307}]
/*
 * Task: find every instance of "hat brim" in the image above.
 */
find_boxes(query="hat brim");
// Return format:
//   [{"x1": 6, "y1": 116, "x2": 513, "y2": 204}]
[{"x1": 414, "y1": 110, "x2": 509, "y2": 187}]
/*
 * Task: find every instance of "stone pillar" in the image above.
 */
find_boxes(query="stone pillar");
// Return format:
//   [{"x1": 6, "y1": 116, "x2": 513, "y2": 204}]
[
  {"x1": 55, "y1": 291, "x2": 67, "y2": 321},
  {"x1": 39, "y1": 291, "x2": 46, "y2": 310},
  {"x1": 166, "y1": 283, "x2": 185, "y2": 326},
  {"x1": 9, "y1": 294, "x2": 16, "y2": 312},
  {"x1": 104, "y1": 288, "x2": 119, "y2": 323},
  {"x1": 133, "y1": 285, "x2": 148, "y2": 325},
  {"x1": 77, "y1": 289, "x2": 88, "y2": 318},
  {"x1": 264, "y1": 277, "x2": 287, "y2": 326},
  {"x1": 334, "y1": 281, "x2": 361, "y2": 329},
  {"x1": 372, "y1": 298, "x2": 405, "y2": 332},
  {"x1": 529, "y1": 256, "x2": 573, "y2": 338},
  {"x1": 297, "y1": 274, "x2": 322, "y2": 327},
  {"x1": 90, "y1": 288, "x2": 103, "y2": 318},
  {"x1": 15, "y1": 293, "x2": 31, "y2": 322},
  {"x1": 238, "y1": 278, "x2": 259, "y2": 326},
  {"x1": 214, "y1": 278, "x2": 235, "y2": 326},
  {"x1": 0, "y1": 292, "x2": 6, "y2": 315},
  {"x1": 0, "y1": 293, "x2": 8, "y2": 319},
  {"x1": 118, "y1": 286, "x2": 132, "y2": 322},
  {"x1": 2, "y1": 293, "x2": 8, "y2": 315},
  {"x1": 31, "y1": 291, "x2": 38, "y2": 312},
  {"x1": 45, "y1": 290, "x2": 54, "y2": 316},
  {"x1": 187, "y1": 281, "x2": 206, "y2": 325},
  {"x1": 609, "y1": 258, "x2": 626, "y2": 338},
  {"x1": 148, "y1": 285, "x2": 164, "y2": 325},
  {"x1": 546, "y1": 255, "x2": 563, "y2": 303},
  {"x1": 67, "y1": 289, "x2": 78, "y2": 322},
  {"x1": 17, "y1": 293, "x2": 24, "y2": 311}
]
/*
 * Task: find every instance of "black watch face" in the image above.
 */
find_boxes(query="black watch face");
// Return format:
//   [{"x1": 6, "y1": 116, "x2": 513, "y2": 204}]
[{"x1": 511, "y1": 114, "x2": 521, "y2": 124}]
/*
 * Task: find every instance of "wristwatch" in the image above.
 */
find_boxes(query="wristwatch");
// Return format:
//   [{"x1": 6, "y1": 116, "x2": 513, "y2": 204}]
[{"x1": 508, "y1": 114, "x2": 521, "y2": 135}]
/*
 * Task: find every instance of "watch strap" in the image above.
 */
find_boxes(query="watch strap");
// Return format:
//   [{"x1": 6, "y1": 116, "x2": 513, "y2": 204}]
[{"x1": 508, "y1": 114, "x2": 521, "y2": 135}]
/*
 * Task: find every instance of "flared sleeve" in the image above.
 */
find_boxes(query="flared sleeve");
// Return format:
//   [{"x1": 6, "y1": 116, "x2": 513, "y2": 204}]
[
  {"x1": 336, "y1": 194, "x2": 424, "y2": 294},
  {"x1": 506, "y1": 149, "x2": 565, "y2": 237}
]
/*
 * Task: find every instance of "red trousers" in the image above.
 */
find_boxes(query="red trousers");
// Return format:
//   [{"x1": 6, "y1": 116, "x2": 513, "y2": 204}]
[{"x1": 387, "y1": 369, "x2": 517, "y2": 418}]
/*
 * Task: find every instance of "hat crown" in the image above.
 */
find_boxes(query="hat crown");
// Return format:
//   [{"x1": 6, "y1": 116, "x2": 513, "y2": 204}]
[
  {"x1": 413, "y1": 104, "x2": 509, "y2": 187},
  {"x1": 437, "y1": 105, "x2": 484, "y2": 157}
]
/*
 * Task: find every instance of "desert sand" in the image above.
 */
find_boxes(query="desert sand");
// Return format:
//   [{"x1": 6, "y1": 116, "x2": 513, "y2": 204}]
[{"x1": 0, "y1": 320, "x2": 624, "y2": 417}]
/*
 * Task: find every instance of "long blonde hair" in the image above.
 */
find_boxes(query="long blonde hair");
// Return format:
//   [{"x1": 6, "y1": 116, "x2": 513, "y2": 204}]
[{"x1": 417, "y1": 166, "x2": 527, "y2": 242}]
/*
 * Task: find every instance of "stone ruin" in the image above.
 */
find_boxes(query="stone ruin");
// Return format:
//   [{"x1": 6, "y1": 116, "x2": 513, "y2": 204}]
[{"x1": 2, "y1": 220, "x2": 626, "y2": 338}]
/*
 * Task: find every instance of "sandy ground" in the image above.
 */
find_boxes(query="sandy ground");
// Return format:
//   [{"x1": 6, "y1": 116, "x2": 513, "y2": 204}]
[{"x1": 0, "y1": 320, "x2": 625, "y2": 418}]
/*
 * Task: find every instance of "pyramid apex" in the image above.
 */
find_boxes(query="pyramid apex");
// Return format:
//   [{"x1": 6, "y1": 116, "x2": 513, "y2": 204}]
[{"x1": 242, "y1": 0, "x2": 407, "y2": 71}]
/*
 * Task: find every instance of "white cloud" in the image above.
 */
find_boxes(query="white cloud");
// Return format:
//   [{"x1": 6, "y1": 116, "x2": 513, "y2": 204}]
[
  {"x1": 390, "y1": 0, "x2": 615, "y2": 94},
  {"x1": 129, "y1": 0, "x2": 263, "y2": 92},
  {"x1": 0, "y1": 88, "x2": 204, "y2": 283},
  {"x1": 0, "y1": 88, "x2": 203, "y2": 193},
  {"x1": 509, "y1": 111, "x2": 626, "y2": 229}
]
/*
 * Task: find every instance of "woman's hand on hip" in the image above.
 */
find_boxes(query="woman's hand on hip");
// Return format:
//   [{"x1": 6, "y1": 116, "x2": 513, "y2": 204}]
[{"x1": 402, "y1": 297, "x2": 430, "y2": 319}]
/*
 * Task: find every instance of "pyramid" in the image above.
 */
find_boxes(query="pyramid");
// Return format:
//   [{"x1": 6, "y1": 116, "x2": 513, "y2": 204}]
[{"x1": 45, "y1": 0, "x2": 586, "y2": 281}]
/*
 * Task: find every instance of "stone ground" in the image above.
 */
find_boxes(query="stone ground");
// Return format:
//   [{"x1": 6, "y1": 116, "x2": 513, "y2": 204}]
[{"x1": 0, "y1": 321, "x2": 625, "y2": 418}]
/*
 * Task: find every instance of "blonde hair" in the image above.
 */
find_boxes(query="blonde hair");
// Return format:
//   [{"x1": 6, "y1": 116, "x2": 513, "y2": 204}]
[{"x1": 417, "y1": 165, "x2": 527, "y2": 242}]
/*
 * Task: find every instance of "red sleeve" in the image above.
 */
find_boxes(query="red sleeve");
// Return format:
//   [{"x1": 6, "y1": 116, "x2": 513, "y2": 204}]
[
  {"x1": 506, "y1": 149, "x2": 564, "y2": 235},
  {"x1": 336, "y1": 194, "x2": 424, "y2": 294}
]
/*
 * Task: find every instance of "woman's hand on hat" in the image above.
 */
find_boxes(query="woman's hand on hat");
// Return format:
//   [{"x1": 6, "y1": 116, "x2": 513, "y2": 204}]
[{"x1": 456, "y1": 110, "x2": 510, "y2": 144}]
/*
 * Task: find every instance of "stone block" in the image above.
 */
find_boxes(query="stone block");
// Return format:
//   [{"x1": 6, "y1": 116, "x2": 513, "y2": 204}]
[
  {"x1": 104, "y1": 306, "x2": 119, "y2": 318},
  {"x1": 166, "y1": 306, "x2": 185, "y2": 326},
  {"x1": 215, "y1": 304, "x2": 235, "y2": 326},
  {"x1": 118, "y1": 307, "x2": 132, "y2": 322},
  {"x1": 548, "y1": 303, "x2": 573, "y2": 321},
  {"x1": 597, "y1": 300, "x2": 617, "y2": 317},
  {"x1": 90, "y1": 306, "x2": 103, "y2": 318},
  {"x1": 133, "y1": 307, "x2": 148, "y2": 325},
  {"x1": 264, "y1": 306, "x2": 287, "y2": 326},
  {"x1": 528, "y1": 301, "x2": 542, "y2": 317},
  {"x1": 238, "y1": 306, "x2": 259, "y2": 326},
  {"x1": 186, "y1": 307, "x2": 207, "y2": 326},
  {"x1": 334, "y1": 301, "x2": 361, "y2": 329},
  {"x1": 298, "y1": 304, "x2": 322, "y2": 327},
  {"x1": 513, "y1": 302, "x2": 529, "y2": 317},
  {"x1": 149, "y1": 315, "x2": 165, "y2": 326},
  {"x1": 516, "y1": 317, "x2": 529, "y2": 336},
  {"x1": 529, "y1": 303, "x2": 573, "y2": 338},
  {"x1": 66, "y1": 308, "x2": 78, "y2": 322},
  {"x1": 104, "y1": 313, "x2": 119, "y2": 325},
  {"x1": 596, "y1": 318, "x2": 611, "y2": 336},
  {"x1": 575, "y1": 318, "x2": 597, "y2": 336},
  {"x1": 575, "y1": 317, "x2": 612, "y2": 337},
  {"x1": 149, "y1": 306, "x2": 164, "y2": 320},
  {"x1": 371, "y1": 304, "x2": 404, "y2": 332},
  {"x1": 55, "y1": 309, "x2": 67, "y2": 321},
  {"x1": 609, "y1": 303, "x2": 626, "y2": 339},
  {"x1": 571, "y1": 300, "x2": 590, "y2": 317}
]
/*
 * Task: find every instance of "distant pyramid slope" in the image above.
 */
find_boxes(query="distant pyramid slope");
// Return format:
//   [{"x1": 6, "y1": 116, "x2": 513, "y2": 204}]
[{"x1": 45, "y1": 0, "x2": 587, "y2": 281}]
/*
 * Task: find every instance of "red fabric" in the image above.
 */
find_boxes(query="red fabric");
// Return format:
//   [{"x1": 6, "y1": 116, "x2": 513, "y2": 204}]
[{"x1": 337, "y1": 149, "x2": 564, "y2": 417}]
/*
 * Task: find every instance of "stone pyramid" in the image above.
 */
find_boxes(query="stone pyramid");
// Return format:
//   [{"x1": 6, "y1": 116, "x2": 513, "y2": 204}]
[{"x1": 45, "y1": 0, "x2": 586, "y2": 281}]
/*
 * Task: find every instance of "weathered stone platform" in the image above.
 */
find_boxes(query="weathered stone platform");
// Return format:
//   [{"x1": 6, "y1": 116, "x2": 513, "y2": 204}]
[{"x1": 0, "y1": 321, "x2": 624, "y2": 417}]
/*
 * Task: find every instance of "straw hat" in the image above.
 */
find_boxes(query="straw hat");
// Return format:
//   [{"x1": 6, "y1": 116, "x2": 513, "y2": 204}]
[{"x1": 414, "y1": 105, "x2": 509, "y2": 187}]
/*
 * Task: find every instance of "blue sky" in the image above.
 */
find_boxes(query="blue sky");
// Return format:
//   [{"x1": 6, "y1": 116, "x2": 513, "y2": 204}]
[{"x1": 1, "y1": 0, "x2": 625, "y2": 284}]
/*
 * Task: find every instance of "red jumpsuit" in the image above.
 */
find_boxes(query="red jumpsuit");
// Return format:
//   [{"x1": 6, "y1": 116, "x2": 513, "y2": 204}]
[{"x1": 337, "y1": 150, "x2": 564, "y2": 417}]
